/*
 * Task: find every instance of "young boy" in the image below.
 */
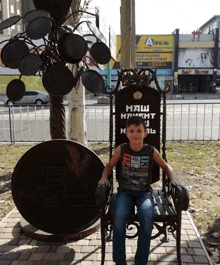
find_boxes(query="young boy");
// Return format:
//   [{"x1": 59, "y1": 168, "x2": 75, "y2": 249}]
[{"x1": 98, "y1": 116, "x2": 177, "y2": 265}]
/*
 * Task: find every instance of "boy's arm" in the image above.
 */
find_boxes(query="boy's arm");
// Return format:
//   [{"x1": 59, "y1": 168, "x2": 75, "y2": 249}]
[
  {"x1": 153, "y1": 149, "x2": 177, "y2": 187},
  {"x1": 98, "y1": 146, "x2": 121, "y2": 187}
]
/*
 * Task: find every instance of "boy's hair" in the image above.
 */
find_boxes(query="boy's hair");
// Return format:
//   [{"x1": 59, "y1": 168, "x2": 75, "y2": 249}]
[{"x1": 126, "y1": 116, "x2": 146, "y2": 131}]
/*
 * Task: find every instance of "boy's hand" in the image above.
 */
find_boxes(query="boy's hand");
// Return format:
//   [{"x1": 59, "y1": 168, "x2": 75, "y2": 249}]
[
  {"x1": 98, "y1": 178, "x2": 111, "y2": 187},
  {"x1": 169, "y1": 178, "x2": 177, "y2": 189}
]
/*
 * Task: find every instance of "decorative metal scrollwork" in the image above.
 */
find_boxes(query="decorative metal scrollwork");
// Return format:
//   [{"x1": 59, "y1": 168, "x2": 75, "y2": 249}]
[
  {"x1": 107, "y1": 67, "x2": 171, "y2": 95},
  {"x1": 125, "y1": 221, "x2": 139, "y2": 239},
  {"x1": 151, "y1": 222, "x2": 177, "y2": 242}
]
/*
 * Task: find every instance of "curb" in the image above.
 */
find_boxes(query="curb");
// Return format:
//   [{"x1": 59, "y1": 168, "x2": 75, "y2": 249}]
[{"x1": 186, "y1": 210, "x2": 213, "y2": 265}]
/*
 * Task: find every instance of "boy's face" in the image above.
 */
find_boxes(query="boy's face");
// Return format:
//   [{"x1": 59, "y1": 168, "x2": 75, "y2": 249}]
[{"x1": 126, "y1": 124, "x2": 148, "y2": 145}]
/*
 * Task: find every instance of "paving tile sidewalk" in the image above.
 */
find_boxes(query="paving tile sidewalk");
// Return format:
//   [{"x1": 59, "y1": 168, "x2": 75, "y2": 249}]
[{"x1": 0, "y1": 208, "x2": 212, "y2": 265}]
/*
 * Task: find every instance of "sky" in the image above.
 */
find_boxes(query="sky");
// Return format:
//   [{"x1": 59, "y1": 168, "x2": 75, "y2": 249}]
[{"x1": 89, "y1": 0, "x2": 219, "y2": 35}]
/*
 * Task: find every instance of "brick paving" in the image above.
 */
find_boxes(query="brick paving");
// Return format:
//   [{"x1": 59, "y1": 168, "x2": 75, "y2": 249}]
[{"x1": 0, "y1": 208, "x2": 212, "y2": 265}]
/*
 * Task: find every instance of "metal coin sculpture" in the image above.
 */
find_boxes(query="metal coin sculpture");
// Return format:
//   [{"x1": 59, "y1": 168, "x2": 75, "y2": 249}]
[
  {"x1": 90, "y1": 42, "x2": 111, "y2": 65},
  {"x1": 1, "y1": 40, "x2": 29, "y2": 69},
  {"x1": 0, "y1": 8, "x2": 111, "y2": 97},
  {"x1": 12, "y1": 140, "x2": 105, "y2": 234},
  {"x1": 18, "y1": 54, "x2": 42, "y2": 75},
  {"x1": 61, "y1": 33, "x2": 88, "y2": 60},
  {"x1": 33, "y1": 0, "x2": 73, "y2": 27},
  {"x1": 0, "y1": 5, "x2": 112, "y2": 237},
  {"x1": 6, "y1": 79, "x2": 26, "y2": 102},
  {"x1": 81, "y1": 70, "x2": 105, "y2": 93},
  {"x1": 26, "y1": 17, "x2": 53, "y2": 40},
  {"x1": 42, "y1": 65, "x2": 75, "y2": 96},
  {"x1": 86, "y1": 21, "x2": 107, "y2": 43},
  {"x1": 57, "y1": 33, "x2": 87, "y2": 63},
  {"x1": 0, "y1": 15, "x2": 21, "y2": 31}
]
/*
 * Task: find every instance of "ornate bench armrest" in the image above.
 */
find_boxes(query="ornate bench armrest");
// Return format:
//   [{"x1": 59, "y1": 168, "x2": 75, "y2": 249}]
[
  {"x1": 171, "y1": 185, "x2": 189, "y2": 211},
  {"x1": 95, "y1": 184, "x2": 111, "y2": 210}
]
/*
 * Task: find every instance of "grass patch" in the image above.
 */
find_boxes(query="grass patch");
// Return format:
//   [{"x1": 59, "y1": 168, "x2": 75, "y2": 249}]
[
  {"x1": 0, "y1": 76, "x2": 45, "y2": 93},
  {"x1": 165, "y1": 141, "x2": 220, "y2": 175},
  {"x1": 0, "y1": 141, "x2": 220, "y2": 237},
  {"x1": 0, "y1": 144, "x2": 36, "y2": 175}
]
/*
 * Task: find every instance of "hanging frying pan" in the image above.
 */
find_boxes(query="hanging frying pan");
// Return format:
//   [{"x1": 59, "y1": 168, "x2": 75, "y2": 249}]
[
  {"x1": 26, "y1": 17, "x2": 52, "y2": 40},
  {"x1": 0, "y1": 15, "x2": 21, "y2": 31},
  {"x1": 1, "y1": 40, "x2": 29, "y2": 69},
  {"x1": 81, "y1": 70, "x2": 105, "y2": 93},
  {"x1": 18, "y1": 54, "x2": 42, "y2": 76},
  {"x1": 42, "y1": 64, "x2": 75, "y2": 96},
  {"x1": 58, "y1": 33, "x2": 81, "y2": 64},
  {"x1": 90, "y1": 42, "x2": 111, "y2": 65},
  {"x1": 86, "y1": 21, "x2": 106, "y2": 44},
  {"x1": 33, "y1": 0, "x2": 72, "y2": 27},
  {"x1": 6, "y1": 79, "x2": 26, "y2": 102},
  {"x1": 23, "y1": 9, "x2": 50, "y2": 23}
]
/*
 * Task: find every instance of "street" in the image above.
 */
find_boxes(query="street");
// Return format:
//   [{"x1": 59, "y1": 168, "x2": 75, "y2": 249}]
[{"x1": 0, "y1": 101, "x2": 220, "y2": 142}]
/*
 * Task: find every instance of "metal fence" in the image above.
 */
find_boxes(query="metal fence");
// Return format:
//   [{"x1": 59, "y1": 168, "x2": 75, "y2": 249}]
[{"x1": 0, "y1": 102, "x2": 220, "y2": 143}]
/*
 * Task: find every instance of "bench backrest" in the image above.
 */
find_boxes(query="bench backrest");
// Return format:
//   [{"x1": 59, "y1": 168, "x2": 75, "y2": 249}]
[{"x1": 109, "y1": 68, "x2": 169, "y2": 185}]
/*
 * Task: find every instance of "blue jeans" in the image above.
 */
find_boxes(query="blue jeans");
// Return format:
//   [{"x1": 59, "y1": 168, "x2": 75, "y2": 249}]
[{"x1": 113, "y1": 191, "x2": 155, "y2": 265}]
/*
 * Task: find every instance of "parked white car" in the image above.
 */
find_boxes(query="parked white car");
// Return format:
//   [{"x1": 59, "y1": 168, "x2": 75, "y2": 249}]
[{"x1": 4, "y1": 91, "x2": 50, "y2": 105}]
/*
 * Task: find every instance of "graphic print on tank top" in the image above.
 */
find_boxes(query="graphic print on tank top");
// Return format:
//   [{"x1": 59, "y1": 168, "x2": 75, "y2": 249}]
[{"x1": 122, "y1": 153, "x2": 149, "y2": 177}]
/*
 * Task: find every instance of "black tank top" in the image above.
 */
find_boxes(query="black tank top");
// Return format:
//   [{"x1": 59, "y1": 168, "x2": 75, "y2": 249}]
[{"x1": 118, "y1": 143, "x2": 154, "y2": 194}]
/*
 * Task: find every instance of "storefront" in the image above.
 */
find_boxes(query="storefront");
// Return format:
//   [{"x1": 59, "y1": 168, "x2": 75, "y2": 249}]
[
  {"x1": 177, "y1": 48, "x2": 214, "y2": 93},
  {"x1": 178, "y1": 69, "x2": 213, "y2": 93}
]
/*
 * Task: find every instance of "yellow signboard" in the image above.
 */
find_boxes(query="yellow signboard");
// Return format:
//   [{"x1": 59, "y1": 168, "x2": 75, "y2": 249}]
[
  {"x1": 136, "y1": 35, "x2": 173, "y2": 52},
  {"x1": 136, "y1": 53, "x2": 172, "y2": 62},
  {"x1": 107, "y1": 35, "x2": 173, "y2": 69}
]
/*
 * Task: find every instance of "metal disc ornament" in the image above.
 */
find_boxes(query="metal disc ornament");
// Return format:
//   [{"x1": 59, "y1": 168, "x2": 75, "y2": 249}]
[
  {"x1": 11, "y1": 140, "x2": 105, "y2": 234},
  {"x1": 1, "y1": 40, "x2": 29, "y2": 69},
  {"x1": 26, "y1": 17, "x2": 52, "y2": 40},
  {"x1": 58, "y1": 33, "x2": 81, "y2": 64},
  {"x1": 86, "y1": 21, "x2": 106, "y2": 43},
  {"x1": 0, "y1": 15, "x2": 21, "y2": 31},
  {"x1": 42, "y1": 65, "x2": 75, "y2": 96},
  {"x1": 59, "y1": 33, "x2": 88, "y2": 60},
  {"x1": 90, "y1": 42, "x2": 111, "y2": 65},
  {"x1": 33, "y1": 0, "x2": 72, "y2": 27},
  {"x1": 23, "y1": 9, "x2": 50, "y2": 23},
  {"x1": 6, "y1": 79, "x2": 26, "y2": 102},
  {"x1": 18, "y1": 54, "x2": 42, "y2": 75},
  {"x1": 81, "y1": 70, "x2": 105, "y2": 93}
]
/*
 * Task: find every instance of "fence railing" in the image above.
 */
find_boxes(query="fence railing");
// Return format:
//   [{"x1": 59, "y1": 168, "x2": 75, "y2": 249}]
[{"x1": 0, "y1": 102, "x2": 220, "y2": 143}]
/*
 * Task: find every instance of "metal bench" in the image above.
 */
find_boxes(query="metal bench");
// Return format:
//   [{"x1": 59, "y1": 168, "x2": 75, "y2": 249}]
[{"x1": 95, "y1": 68, "x2": 189, "y2": 265}]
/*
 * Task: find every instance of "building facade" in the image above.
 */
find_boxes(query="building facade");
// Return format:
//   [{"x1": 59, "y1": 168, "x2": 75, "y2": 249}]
[
  {"x1": 173, "y1": 28, "x2": 219, "y2": 93},
  {"x1": 198, "y1": 15, "x2": 220, "y2": 34},
  {"x1": 104, "y1": 27, "x2": 220, "y2": 94}
]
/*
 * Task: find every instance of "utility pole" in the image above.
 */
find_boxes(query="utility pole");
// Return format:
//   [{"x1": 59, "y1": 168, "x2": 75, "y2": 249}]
[
  {"x1": 67, "y1": 0, "x2": 87, "y2": 145},
  {"x1": 121, "y1": 0, "x2": 136, "y2": 68}
]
